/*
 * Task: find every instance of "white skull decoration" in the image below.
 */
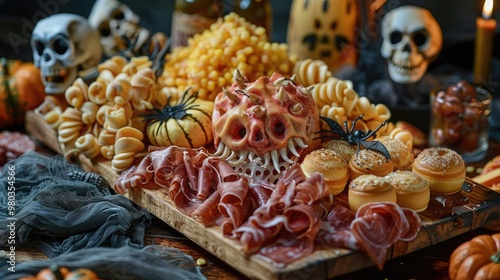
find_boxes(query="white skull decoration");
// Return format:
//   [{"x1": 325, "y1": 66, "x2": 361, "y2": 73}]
[
  {"x1": 31, "y1": 14, "x2": 102, "y2": 95},
  {"x1": 88, "y1": 0, "x2": 146, "y2": 57},
  {"x1": 381, "y1": 6, "x2": 442, "y2": 84}
]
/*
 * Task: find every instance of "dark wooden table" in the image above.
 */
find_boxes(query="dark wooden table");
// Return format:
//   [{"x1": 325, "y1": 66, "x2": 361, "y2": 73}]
[{"x1": 11, "y1": 127, "x2": 500, "y2": 279}]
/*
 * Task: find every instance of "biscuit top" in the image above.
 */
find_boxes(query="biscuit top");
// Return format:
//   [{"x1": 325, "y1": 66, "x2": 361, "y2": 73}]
[
  {"x1": 385, "y1": 170, "x2": 430, "y2": 192},
  {"x1": 377, "y1": 136, "x2": 414, "y2": 170},
  {"x1": 351, "y1": 149, "x2": 392, "y2": 170},
  {"x1": 413, "y1": 147, "x2": 465, "y2": 176},
  {"x1": 301, "y1": 148, "x2": 348, "y2": 180},
  {"x1": 349, "y1": 174, "x2": 393, "y2": 192},
  {"x1": 321, "y1": 139, "x2": 356, "y2": 163}
]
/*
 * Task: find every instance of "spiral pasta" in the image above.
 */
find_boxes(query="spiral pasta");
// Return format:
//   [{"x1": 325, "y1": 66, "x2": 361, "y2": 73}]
[
  {"x1": 75, "y1": 133, "x2": 101, "y2": 159},
  {"x1": 43, "y1": 106, "x2": 64, "y2": 130},
  {"x1": 103, "y1": 106, "x2": 131, "y2": 133},
  {"x1": 38, "y1": 54, "x2": 165, "y2": 171},
  {"x1": 97, "y1": 129, "x2": 116, "y2": 146},
  {"x1": 293, "y1": 58, "x2": 332, "y2": 87},
  {"x1": 88, "y1": 80, "x2": 108, "y2": 105},
  {"x1": 65, "y1": 78, "x2": 88, "y2": 109},
  {"x1": 106, "y1": 78, "x2": 133, "y2": 105},
  {"x1": 80, "y1": 101, "x2": 99, "y2": 125},
  {"x1": 57, "y1": 108, "x2": 85, "y2": 147},
  {"x1": 97, "y1": 56, "x2": 128, "y2": 76},
  {"x1": 130, "y1": 68, "x2": 156, "y2": 111},
  {"x1": 111, "y1": 127, "x2": 145, "y2": 172},
  {"x1": 101, "y1": 145, "x2": 115, "y2": 160},
  {"x1": 299, "y1": 58, "x2": 413, "y2": 150}
]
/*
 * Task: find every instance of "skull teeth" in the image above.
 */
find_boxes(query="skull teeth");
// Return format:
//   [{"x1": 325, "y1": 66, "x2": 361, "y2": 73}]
[
  {"x1": 43, "y1": 69, "x2": 67, "y2": 83},
  {"x1": 213, "y1": 137, "x2": 307, "y2": 173},
  {"x1": 228, "y1": 150, "x2": 249, "y2": 165}
]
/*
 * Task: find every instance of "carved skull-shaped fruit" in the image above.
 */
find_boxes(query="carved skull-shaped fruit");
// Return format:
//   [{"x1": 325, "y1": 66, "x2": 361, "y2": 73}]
[
  {"x1": 88, "y1": 0, "x2": 147, "y2": 57},
  {"x1": 381, "y1": 5, "x2": 442, "y2": 84},
  {"x1": 212, "y1": 70, "x2": 320, "y2": 184},
  {"x1": 31, "y1": 14, "x2": 102, "y2": 95}
]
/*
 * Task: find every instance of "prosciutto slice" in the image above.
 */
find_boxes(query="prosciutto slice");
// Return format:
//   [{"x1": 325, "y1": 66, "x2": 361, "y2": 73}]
[
  {"x1": 316, "y1": 206, "x2": 360, "y2": 251},
  {"x1": 350, "y1": 202, "x2": 421, "y2": 269},
  {"x1": 248, "y1": 186, "x2": 273, "y2": 208},
  {"x1": 234, "y1": 165, "x2": 332, "y2": 265},
  {"x1": 192, "y1": 191, "x2": 222, "y2": 227}
]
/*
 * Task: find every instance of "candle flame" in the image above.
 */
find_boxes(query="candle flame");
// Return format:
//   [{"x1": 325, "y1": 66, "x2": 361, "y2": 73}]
[{"x1": 483, "y1": 0, "x2": 493, "y2": 19}]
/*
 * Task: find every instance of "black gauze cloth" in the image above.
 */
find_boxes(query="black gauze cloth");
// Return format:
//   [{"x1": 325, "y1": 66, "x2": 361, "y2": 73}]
[
  {"x1": 0, "y1": 245, "x2": 206, "y2": 280},
  {"x1": 0, "y1": 151, "x2": 151, "y2": 257}
]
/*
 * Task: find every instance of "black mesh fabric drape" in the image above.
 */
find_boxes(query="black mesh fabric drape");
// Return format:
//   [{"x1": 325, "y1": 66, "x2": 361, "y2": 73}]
[
  {"x1": 0, "y1": 245, "x2": 206, "y2": 280},
  {"x1": 0, "y1": 151, "x2": 151, "y2": 257}
]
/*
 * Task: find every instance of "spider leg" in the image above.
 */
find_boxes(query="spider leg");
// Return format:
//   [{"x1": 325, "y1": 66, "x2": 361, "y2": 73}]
[
  {"x1": 152, "y1": 39, "x2": 170, "y2": 79},
  {"x1": 343, "y1": 120, "x2": 350, "y2": 136},
  {"x1": 313, "y1": 131, "x2": 345, "y2": 141},
  {"x1": 348, "y1": 114, "x2": 365, "y2": 134},
  {"x1": 364, "y1": 118, "x2": 389, "y2": 139},
  {"x1": 355, "y1": 141, "x2": 362, "y2": 157}
]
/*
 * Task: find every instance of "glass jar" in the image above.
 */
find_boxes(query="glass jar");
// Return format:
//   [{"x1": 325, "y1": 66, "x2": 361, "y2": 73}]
[
  {"x1": 429, "y1": 81, "x2": 492, "y2": 162},
  {"x1": 233, "y1": 0, "x2": 272, "y2": 39},
  {"x1": 171, "y1": 0, "x2": 223, "y2": 48}
]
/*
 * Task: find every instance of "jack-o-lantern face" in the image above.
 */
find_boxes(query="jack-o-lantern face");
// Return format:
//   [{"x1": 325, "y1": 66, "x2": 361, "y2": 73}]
[{"x1": 287, "y1": 0, "x2": 358, "y2": 74}]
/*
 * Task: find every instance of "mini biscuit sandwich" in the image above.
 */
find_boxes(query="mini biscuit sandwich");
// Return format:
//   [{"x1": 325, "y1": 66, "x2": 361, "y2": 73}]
[{"x1": 301, "y1": 148, "x2": 349, "y2": 196}]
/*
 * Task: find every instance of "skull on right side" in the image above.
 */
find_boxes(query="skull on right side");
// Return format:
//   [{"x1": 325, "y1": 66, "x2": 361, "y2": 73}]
[{"x1": 380, "y1": 6, "x2": 442, "y2": 84}]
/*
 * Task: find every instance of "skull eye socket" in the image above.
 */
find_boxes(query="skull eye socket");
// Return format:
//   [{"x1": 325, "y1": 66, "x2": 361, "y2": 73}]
[
  {"x1": 232, "y1": 124, "x2": 246, "y2": 140},
  {"x1": 112, "y1": 9, "x2": 125, "y2": 20},
  {"x1": 412, "y1": 31, "x2": 428, "y2": 47},
  {"x1": 34, "y1": 40, "x2": 44, "y2": 56},
  {"x1": 389, "y1": 31, "x2": 402, "y2": 44},
  {"x1": 99, "y1": 25, "x2": 111, "y2": 37},
  {"x1": 53, "y1": 38, "x2": 69, "y2": 55}
]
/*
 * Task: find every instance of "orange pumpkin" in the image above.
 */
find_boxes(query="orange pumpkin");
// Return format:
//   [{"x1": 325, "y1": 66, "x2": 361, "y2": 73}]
[
  {"x1": 0, "y1": 58, "x2": 45, "y2": 128},
  {"x1": 35, "y1": 265, "x2": 70, "y2": 280},
  {"x1": 449, "y1": 233, "x2": 500, "y2": 280},
  {"x1": 64, "y1": 268, "x2": 99, "y2": 280}
]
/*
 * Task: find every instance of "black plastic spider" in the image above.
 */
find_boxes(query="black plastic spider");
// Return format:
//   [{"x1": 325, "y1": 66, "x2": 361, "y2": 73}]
[{"x1": 316, "y1": 114, "x2": 391, "y2": 159}]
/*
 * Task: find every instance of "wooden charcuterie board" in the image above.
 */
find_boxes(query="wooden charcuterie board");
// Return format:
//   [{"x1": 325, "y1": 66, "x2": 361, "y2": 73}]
[{"x1": 25, "y1": 110, "x2": 500, "y2": 280}]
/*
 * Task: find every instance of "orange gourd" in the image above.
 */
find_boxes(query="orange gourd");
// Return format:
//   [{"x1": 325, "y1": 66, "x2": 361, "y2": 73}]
[
  {"x1": 449, "y1": 233, "x2": 500, "y2": 280},
  {"x1": 0, "y1": 58, "x2": 45, "y2": 128}
]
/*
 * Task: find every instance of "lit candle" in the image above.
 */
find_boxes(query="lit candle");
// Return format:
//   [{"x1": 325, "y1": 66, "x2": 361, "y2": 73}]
[{"x1": 474, "y1": 0, "x2": 496, "y2": 83}]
